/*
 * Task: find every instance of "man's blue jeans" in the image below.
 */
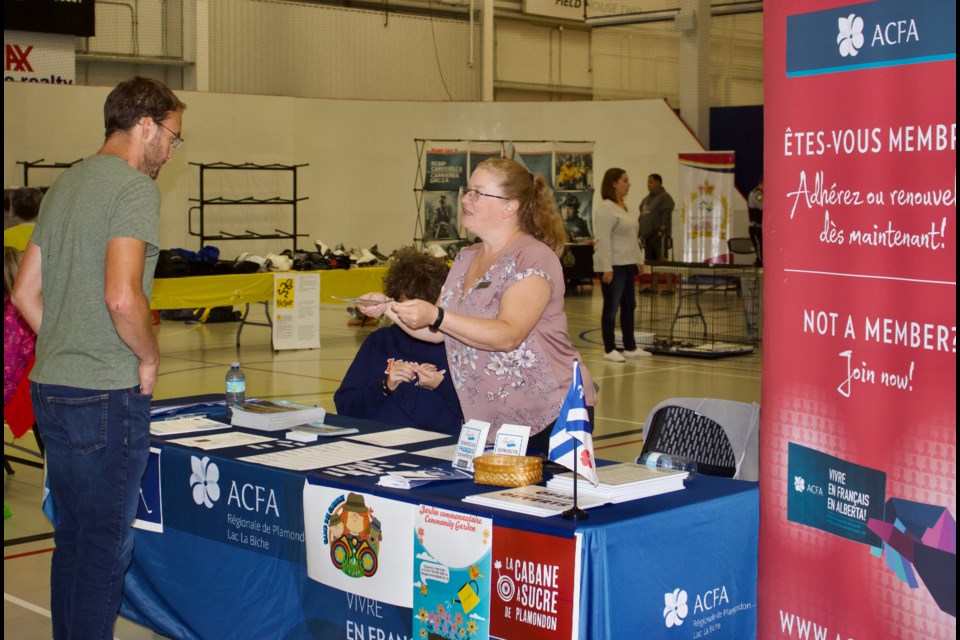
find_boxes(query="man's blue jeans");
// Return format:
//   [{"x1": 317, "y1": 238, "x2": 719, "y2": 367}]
[
  {"x1": 600, "y1": 264, "x2": 638, "y2": 353},
  {"x1": 31, "y1": 383, "x2": 151, "y2": 640}
]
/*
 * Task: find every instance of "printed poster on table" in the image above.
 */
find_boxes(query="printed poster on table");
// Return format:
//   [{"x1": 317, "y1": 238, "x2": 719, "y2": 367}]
[
  {"x1": 677, "y1": 152, "x2": 735, "y2": 262},
  {"x1": 413, "y1": 505, "x2": 493, "y2": 640},
  {"x1": 272, "y1": 272, "x2": 320, "y2": 350},
  {"x1": 303, "y1": 482, "x2": 417, "y2": 608},
  {"x1": 489, "y1": 527, "x2": 580, "y2": 640},
  {"x1": 760, "y1": 2, "x2": 956, "y2": 639}
]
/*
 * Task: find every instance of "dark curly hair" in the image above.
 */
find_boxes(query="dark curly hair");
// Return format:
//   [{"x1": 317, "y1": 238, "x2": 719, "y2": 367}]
[
  {"x1": 382, "y1": 246, "x2": 449, "y2": 303},
  {"x1": 104, "y1": 76, "x2": 187, "y2": 138}
]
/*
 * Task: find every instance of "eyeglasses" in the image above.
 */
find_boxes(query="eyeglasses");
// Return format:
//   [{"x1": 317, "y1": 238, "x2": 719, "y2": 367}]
[
  {"x1": 154, "y1": 120, "x2": 184, "y2": 149},
  {"x1": 459, "y1": 186, "x2": 509, "y2": 203}
]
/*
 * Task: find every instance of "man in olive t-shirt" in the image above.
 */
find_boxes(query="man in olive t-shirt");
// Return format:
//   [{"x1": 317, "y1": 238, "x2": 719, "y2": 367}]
[{"x1": 12, "y1": 77, "x2": 185, "y2": 640}]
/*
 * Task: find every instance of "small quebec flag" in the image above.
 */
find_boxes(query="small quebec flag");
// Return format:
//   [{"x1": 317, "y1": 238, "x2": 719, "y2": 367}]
[{"x1": 548, "y1": 361, "x2": 599, "y2": 486}]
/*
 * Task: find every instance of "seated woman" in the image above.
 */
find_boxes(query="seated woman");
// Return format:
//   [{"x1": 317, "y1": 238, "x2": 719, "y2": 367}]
[{"x1": 334, "y1": 247, "x2": 463, "y2": 434}]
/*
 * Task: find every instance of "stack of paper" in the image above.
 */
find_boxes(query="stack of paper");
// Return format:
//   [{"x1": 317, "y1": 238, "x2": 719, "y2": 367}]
[
  {"x1": 377, "y1": 467, "x2": 473, "y2": 489},
  {"x1": 546, "y1": 462, "x2": 687, "y2": 503},
  {"x1": 230, "y1": 399, "x2": 327, "y2": 431},
  {"x1": 463, "y1": 485, "x2": 608, "y2": 517}
]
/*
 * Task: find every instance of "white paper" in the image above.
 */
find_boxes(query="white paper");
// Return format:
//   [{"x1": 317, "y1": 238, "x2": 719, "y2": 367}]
[
  {"x1": 239, "y1": 440, "x2": 402, "y2": 471},
  {"x1": 410, "y1": 444, "x2": 458, "y2": 461},
  {"x1": 150, "y1": 415, "x2": 230, "y2": 436},
  {"x1": 168, "y1": 432, "x2": 276, "y2": 450},
  {"x1": 346, "y1": 428, "x2": 448, "y2": 448}
]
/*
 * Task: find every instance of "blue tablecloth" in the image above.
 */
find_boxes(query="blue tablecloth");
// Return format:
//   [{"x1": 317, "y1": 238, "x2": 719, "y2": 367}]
[{"x1": 121, "y1": 405, "x2": 758, "y2": 639}]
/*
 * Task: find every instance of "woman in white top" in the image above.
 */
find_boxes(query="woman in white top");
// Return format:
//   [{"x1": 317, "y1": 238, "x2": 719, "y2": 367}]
[{"x1": 593, "y1": 168, "x2": 650, "y2": 362}]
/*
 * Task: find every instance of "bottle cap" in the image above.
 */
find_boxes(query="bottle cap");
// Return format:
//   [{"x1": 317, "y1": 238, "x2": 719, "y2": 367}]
[{"x1": 231, "y1": 361, "x2": 240, "y2": 367}]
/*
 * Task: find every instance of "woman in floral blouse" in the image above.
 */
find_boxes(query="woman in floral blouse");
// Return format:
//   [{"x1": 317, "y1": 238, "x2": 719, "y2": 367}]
[{"x1": 362, "y1": 158, "x2": 595, "y2": 451}]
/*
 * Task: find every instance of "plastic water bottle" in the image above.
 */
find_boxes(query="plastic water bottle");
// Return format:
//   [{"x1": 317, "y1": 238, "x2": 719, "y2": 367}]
[
  {"x1": 637, "y1": 451, "x2": 697, "y2": 477},
  {"x1": 225, "y1": 362, "x2": 246, "y2": 418}
]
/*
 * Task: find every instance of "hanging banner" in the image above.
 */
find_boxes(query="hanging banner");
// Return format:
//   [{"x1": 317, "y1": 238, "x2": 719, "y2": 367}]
[
  {"x1": 469, "y1": 142, "x2": 504, "y2": 175},
  {"x1": 555, "y1": 190, "x2": 594, "y2": 240},
  {"x1": 272, "y1": 272, "x2": 320, "y2": 350},
  {"x1": 554, "y1": 142, "x2": 595, "y2": 191},
  {"x1": 424, "y1": 191, "x2": 460, "y2": 241},
  {"x1": 677, "y1": 152, "x2": 735, "y2": 262},
  {"x1": 425, "y1": 146, "x2": 468, "y2": 191},
  {"x1": 760, "y1": 2, "x2": 956, "y2": 640},
  {"x1": 3, "y1": 30, "x2": 76, "y2": 85},
  {"x1": 506, "y1": 142, "x2": 555, "y2": 186}
]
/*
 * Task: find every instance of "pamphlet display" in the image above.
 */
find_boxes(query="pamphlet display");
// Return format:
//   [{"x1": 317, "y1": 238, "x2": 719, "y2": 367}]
[{"x1": 229, "y1": 399, "x2": 327, "y2": 431}]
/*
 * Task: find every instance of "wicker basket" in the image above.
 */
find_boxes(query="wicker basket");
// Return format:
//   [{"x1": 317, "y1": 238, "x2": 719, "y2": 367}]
[{"x1": 473, "y1": 454, "x2": 543, "y2": 487}]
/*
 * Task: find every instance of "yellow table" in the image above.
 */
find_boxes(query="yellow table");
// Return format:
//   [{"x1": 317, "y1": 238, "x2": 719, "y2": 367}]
[
  {"x1": 150, "y1": 267, "x2": 387, "y2": 309},
  {"x1": 150, "y1": 267, "x2": 388, "y2": 346}
]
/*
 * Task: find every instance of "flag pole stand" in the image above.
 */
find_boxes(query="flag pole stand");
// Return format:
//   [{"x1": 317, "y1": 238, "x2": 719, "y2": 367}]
[{"x1": 562, "y1": 440, "x2": 589, "y2": 520}]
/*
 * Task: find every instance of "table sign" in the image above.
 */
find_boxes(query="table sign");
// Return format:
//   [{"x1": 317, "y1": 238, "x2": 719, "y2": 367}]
[
  {"x1": 489, "y1": 528, "x2": 581, "y2": 640},
  {"x1": 304, "y1": 482, "x2": 416, "y2": 608},
  {"x1": 493, "y1": 424, "x2": 531, "y2": 456},
  {"x1": 273, "y1": 272, "x2": 320, "y2": 350},
  {"x1": 452, "y1": 419, "x2": 490, "y2": 471}
]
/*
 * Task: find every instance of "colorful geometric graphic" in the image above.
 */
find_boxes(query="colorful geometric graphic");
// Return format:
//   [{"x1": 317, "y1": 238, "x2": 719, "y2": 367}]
[{"x1": 867, "y1": 498, "x2": 956, "y2": 617}]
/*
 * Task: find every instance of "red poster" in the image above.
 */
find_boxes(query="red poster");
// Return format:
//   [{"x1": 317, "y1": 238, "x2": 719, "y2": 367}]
[
  {"x1": 489, "y1": 527, "x2": 579, "y2": 640},
  {"x1": 760, "y1": 2, "x2": 956, "y2": 639}
]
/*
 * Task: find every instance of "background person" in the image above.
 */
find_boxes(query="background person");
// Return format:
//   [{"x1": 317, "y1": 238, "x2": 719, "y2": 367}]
[
  {"x1": 4, "y1": 187, "x2": 44, "y2": 250},
  {"x1": 593, "y1": 168, "x2": 650, "y2": 362},
  {"x1": 12, "y1": 76, "x2": 186, "y2": 640},
  {"x1": 359, "y1": 158, "x2": 596, "y2": 453},
  {"x1": 334, "y1": 247, "x2": 463, "y2": 434},
  {"x1": 638, "y1": 173, "x2": 675, "y2": 262},
  {"x1": 748, "y1": 176, "x2": 764, "y2": 267}
]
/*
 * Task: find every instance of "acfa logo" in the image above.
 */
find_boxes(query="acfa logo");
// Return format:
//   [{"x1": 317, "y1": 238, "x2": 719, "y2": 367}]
[
  {"x1": 794, "y1": 475, "x2": 805, "y2": 492},
  {"x1": 189, "y1": 455, "x2": 220, "y2": 508},
  {"x1": 836, "y1": 14, "x2": 865, "y2": 57},
  {"x1": 5, "y1": 44, "x2": 34, "y2": 72},
  {"x1": 663, "y1": 588, "x2": 689, "y2": 628}
]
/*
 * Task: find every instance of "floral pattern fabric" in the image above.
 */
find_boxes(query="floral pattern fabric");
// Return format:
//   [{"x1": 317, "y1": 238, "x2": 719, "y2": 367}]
[
  {"x1": 4, "y1": 295, "x2": 36, "y2": 405},
  {"x1": 440, "y1": 235, "x2": 595, "y2": 438}
]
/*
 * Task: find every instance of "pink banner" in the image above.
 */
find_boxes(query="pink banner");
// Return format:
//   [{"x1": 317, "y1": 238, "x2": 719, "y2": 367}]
[{"x1": 760, "y1": 2, "x2": 956, "y2": 639}]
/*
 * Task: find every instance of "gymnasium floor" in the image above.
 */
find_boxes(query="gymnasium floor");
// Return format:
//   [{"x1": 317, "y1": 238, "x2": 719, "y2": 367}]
[{"x1": 4, "y1": 282, "x2": 762, "y2": 639}]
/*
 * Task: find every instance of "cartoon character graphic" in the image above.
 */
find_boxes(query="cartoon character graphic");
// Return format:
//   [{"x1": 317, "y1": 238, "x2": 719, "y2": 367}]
[{"x1": 328, "y1": 492, "x2": 380, "y2": 578}]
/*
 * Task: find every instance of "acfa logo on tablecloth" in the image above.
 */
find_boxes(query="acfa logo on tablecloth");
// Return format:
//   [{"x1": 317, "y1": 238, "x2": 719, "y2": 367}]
[
  {"x1": 794, "y1": 476, "x2": 806, "y2": 492},
  {"x1": 189, "y1": 455, "x2": 221, "y2": 509},
  {"x1": 663, "y1": 588, "x2": 689, "y2": 627}
]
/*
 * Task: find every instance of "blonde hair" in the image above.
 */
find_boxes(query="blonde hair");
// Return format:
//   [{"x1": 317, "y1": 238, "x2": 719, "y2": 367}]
[
  {"x1": 475, "y1": 158, "x2": 567, "y2": 256},
  {"x1": 4, "y1": 246, "x2": 23, "y2": 297}
]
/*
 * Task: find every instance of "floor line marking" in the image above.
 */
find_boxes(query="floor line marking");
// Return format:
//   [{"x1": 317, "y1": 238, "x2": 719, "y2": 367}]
[{"x1": 4, "y1": 592, "x2": 51, "y2": 618}]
